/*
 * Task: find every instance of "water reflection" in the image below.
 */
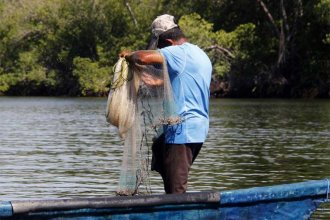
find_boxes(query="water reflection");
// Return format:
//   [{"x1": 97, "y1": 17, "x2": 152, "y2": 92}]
[
  {"x1": 0, "y1": 97, "x2": 329, "y2": 201},
  {"x1": 198, "y1": 99, "x2": 330, "y2": 191}
]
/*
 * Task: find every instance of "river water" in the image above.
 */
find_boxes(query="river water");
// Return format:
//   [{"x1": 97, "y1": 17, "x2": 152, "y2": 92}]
[{"x1": 0, "y1": 97, "x2": 329, "y2": 215}]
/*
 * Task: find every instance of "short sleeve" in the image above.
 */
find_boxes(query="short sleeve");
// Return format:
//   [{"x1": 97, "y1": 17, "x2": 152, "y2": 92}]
[{"x1": 159, "y1": 46, "x2": 186, "y2": 75}]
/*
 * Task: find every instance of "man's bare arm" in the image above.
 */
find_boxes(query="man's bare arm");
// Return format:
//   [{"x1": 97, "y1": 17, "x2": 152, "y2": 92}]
[
  {"x1": 121, "y1": 50, "x2": 164, "y2": 65},
  {"x1": 119, "y1": 50, "x2": 164, "y2": 86}
]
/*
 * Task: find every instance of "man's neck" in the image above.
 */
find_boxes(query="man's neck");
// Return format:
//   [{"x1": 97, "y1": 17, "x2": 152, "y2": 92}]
[{"x1": 172, "y1": 38, "x2": 188, "y2": 46}]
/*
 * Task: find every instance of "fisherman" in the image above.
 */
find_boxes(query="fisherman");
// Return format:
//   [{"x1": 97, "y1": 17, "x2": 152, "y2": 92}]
[{"x1": 120, "y1": 14, "x2": 212, "y2": 194}]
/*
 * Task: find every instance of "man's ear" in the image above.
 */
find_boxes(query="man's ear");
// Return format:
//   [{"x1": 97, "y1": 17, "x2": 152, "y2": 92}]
[
  {"x1": 157, "y1": 38, "x2": 173, "y2": 48},
  {"x1": 166, "y1": 39, "x2": 175, "y2": 45}
]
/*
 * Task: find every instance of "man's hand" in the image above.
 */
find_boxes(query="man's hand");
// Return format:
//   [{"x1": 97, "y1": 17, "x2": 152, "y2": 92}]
[
  {"x1": 119, "y1": 50, "x2": 164, "y2": 86},
  {"x1": 119, "y1": 50, "x2": 137, "y2": 64},
  {"x1": 119, "y1": 50, "x2": 132, "y2": 60}
]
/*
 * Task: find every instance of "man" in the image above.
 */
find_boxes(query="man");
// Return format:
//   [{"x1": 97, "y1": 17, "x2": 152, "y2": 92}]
[{"x1": 120, "y1": 14, "x2": 212, "y2": 194}]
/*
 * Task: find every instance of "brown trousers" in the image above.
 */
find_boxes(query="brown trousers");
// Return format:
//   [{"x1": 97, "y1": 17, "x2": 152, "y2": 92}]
[{"x1": 151, "y1": 134, "x2": 202, "y2": 194}]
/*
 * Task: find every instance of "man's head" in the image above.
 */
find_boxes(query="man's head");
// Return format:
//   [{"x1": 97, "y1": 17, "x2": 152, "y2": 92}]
[
  {"x1": 157, "y1": 27, "x2": 185, "y2": 48},
  {"x1": 147, "y1": 14, "x2": 186, "y2": 49}
]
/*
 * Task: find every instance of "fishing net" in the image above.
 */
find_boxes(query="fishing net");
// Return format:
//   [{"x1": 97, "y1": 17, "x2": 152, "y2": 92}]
[{"x1": 106, "y1": 52, "x2": 180, "y2": 196}]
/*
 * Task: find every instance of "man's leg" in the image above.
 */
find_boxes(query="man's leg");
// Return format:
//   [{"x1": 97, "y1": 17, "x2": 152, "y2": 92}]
[
  {"x1": 163, "y1": 143, "x2": 202, "y2": 194},
  {"x1": 151, "y1": 134, "x2": 165, "y2": 174},
  {"x1": 151, "y1": 134, "x2": 172, "y2": 192}
]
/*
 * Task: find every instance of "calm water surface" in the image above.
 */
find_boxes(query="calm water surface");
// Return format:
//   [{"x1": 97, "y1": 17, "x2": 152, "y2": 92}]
[{"x1": 0, "y1": 97, "x2": 329, "y2": 202}]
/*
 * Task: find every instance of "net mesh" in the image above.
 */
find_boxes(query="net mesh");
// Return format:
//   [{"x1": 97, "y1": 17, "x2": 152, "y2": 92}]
[{"x1": 106, "y1": 52, "x2": 179, "y2": 195}]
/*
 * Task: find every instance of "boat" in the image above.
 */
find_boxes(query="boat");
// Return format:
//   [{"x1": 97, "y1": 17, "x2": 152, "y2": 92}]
[{"x1": 0, "y1": 179, "x2": 329, "y2": 219}]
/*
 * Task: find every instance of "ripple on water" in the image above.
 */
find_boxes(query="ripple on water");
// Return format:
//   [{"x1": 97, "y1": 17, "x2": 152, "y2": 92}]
[{"x1": 0, "y1": 98, "x2": 329, "y2": 202}]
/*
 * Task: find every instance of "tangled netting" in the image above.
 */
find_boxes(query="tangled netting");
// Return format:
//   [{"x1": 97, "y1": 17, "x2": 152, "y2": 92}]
[{"x1": 106, "y1": 52, "x2": 180, "y2": 196}]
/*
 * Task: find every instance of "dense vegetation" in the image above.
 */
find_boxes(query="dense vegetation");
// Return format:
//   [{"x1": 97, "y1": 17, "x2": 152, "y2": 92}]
[{"x1": 0, "y1": 0, "x2": 329, "y2": 98}]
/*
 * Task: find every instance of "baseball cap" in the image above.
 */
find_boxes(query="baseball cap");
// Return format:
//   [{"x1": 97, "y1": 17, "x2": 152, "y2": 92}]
[
  {"x1": 147, "y1": 14, "x2": 178, "y2": 49},
  {"x1": 151, "y1": 14, "x2": 178, "y2": 37}
]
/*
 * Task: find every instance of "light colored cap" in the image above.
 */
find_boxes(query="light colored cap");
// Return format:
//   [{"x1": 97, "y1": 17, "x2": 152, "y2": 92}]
[{"x1": 151, "y1": 14, "x2": 178, "y2": 37}]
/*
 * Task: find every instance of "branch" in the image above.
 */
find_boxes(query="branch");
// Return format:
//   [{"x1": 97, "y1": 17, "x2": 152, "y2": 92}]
[
  {"x1": 256, "y1": 0, "x2": 280, "y2": 37},
  {"x1": 204, "y1": 45, "x2": 235, "y2": 59},
  {"x1": 277, "y1": 0, "x2": 287, "y2": 65},
  {"x1": 124, "y1": 0, "x2": 139, "y2": 28},
  {"x1": 288, "y1": 0, "x2": 303, "y2": 41},
  {"x1": 277, "y1": 25, "x2": 286, "y2": 65},
  {"x1": 297, "y1": 0, "x2": 303, "y2": 17},
  {"x1": 14, "y1": 30, "x2": 43, "y2": 44},
  {"x1": 281, "y1": 0, "x2": 290, "y2": 33}
]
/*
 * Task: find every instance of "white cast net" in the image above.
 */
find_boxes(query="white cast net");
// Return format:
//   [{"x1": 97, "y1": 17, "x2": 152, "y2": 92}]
[{"x1": 106, "y1": 52, "x2": 180, "y2": 195}]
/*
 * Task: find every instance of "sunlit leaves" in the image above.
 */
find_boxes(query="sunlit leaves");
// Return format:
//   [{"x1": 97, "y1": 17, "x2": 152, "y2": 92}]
[
  {"x1": 0, "y1": 0, "x2": 328, "y2": 97},
  {"x1": 73, "y1": 57, "x2": 110, "y2": 96}
]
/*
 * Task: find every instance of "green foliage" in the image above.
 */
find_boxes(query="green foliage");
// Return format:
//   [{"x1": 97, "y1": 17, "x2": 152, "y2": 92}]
[
  {"x1": 73, "y1": 57, "x2": 110, "y2": 96},
  {"x1": 17, "y1": 50, "x2": 46, "y2": 83},
  {"x1": 315, "y1": 0, "x2": 330, "y2": 44},
  {"x1": 315, "y1": 0, "x2": 330, "y2": 23},
  {"x1": 179, "y1": 13, "x2": 259, "y2": 83},
  {"x1": 231, "y1": 23, "x2": 257, "y2": 59},
  {"x1": 0, "y1": 0, "x2": 328, "y2": 97},
  {"x1": 0, "y1": 73, "x2": 17, "y2": 94},
  {"x1": 179, "y1": 13, "x2": 230, "y2": 78},
  {"x1": 179, "y1": 13, "x2": 215, "y2": 48},
  {"x1": 324, "y1": 34, "x2": 330, "y2": 45},
  {"x1": 289, "y1": 0, "x2": 330, "y2": 98}
]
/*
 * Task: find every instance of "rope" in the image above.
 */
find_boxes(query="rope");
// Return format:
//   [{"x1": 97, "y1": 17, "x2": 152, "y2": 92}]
[{"x1": 111, "y1": 59, "x2": 131, "y2": 89}]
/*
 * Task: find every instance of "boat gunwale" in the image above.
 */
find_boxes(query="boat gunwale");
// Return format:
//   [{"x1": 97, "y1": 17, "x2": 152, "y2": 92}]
[
  {"x1": 10, "y1": 191, "x2": 220, "y2": 214},
  {"x1": 1, "y1": 179, "x2": 329, "y2": 218}
]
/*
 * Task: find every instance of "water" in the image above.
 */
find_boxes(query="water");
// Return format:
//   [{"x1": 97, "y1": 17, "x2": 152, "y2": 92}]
[
  {"x1": 0, "y1": 97, "x2": 329, "y2": 204},
  {"x1": 199, "y1": 99, "x2": 330, "y2": 191}
]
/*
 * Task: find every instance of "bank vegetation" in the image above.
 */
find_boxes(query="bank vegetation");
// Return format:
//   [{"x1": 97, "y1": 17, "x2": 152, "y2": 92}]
[{"x1": 0, "y1": 0, "x2": 329, "y2": 98}]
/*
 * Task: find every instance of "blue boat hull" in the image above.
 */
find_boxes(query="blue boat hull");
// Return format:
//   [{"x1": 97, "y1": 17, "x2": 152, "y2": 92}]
[{"x1": 1, "y1": 179, "x2": 329, "y2": 219}]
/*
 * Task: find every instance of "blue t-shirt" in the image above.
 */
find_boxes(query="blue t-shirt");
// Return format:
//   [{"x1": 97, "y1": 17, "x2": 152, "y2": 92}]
[{"x1": 159, "y1": 42, "x2": 212, "y2": 144}]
